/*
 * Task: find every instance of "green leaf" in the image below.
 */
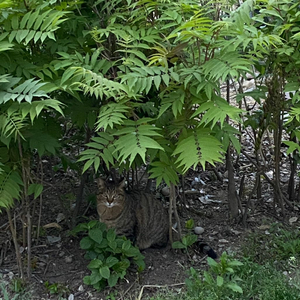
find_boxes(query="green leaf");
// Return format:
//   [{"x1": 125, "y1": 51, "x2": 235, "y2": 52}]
[
  {"x1": 107, "y1": 228, "x2": 117, "y2": 242},
  {"x1": 106, "y1": 256, "x2": 119, "y2": 268},
  {"x1": 122, "y1": 240, "x2": 131, "y2": 251},
  {"x1": 172, "y1": 241, "x2": 186, "y2": 249},
  {"x1": 27, "y1": 183, "x2": 43, "y2": 199},
  {"x1": 88, "y1": 229, "x2": 103, "y2": 244},
  {"x1": 100, "y1": 266, "x2": 110, "y2": 279},
  {"x1": 89, "y1": 272, "x2": 102, "y2": 285},
  {"x1": 185, "y1": 219, "x2": 194, "y2": 230},
  {"x1": 107, "y1": 273, "x2": 119, "y2": 287},
  {"x1": 88, "y1": 259, "x2": 102, "y2": 269},
  {"x1": 226, "y1": 283, "x2": 243, "y2": 293},
  {"x1": 228, "y1": 260, "x2": 244, "y2": 267},
  {"x1": 217, "y1": 276, "x2": 224, "y2": 287},
  {"x1": 96, "y1": 103, "x2": 128, "y2": 130},
  {"x1": 207, "y1": 257, "x2": 218, "y2": 267},
  {"x1": 0, "y1": 170, "x2": 22, "y2": 211},
  {"x1": 192, "y1": 97, "x2": 242, "y2": 128},
  {"x1": 184, "y1": 234, "x2": 197, "y2": 247},
  {"x1": 173, "y1": 128, "x2": 223, "y2": 173},
  {"x1": 80, "y1": 237, "x2": 94, "y2": 250},
  {"x1": 114, "y1": 121, "x2": 164, "y2": 165}
]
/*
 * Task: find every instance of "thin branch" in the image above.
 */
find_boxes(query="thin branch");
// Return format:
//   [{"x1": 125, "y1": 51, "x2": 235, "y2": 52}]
[{"x1": 137, "y1": 283, "x2": 185, "y2": 300}]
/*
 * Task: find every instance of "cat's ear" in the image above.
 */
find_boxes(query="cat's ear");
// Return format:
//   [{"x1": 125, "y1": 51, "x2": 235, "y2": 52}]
[
  {"x1": 118, "y1": 178, "x2": 126, "y2": 189},
  {"x1": 97, "y1": 178, "x2": 106, "y2": 190}
]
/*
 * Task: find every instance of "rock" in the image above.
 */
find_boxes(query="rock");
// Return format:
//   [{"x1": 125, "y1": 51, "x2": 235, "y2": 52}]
[
  {"x1": 59, "y1": 251, "x2": 65, "y2": 257},
  {"x1": 161, "y1": 186, "x2": 170, "y2": 196},
  {"x1": 194, "y1": 226, "x2": 204, "y2": 235},
  {"x1": 56, "y1": 213, "x2": 65, "y2": 223},
  {"x1": 65, "y1": 256, "x2": 73, "y2": 263},
  {"x1": 219, "y1": 239, "x2": 229, "y2": 243},
  {"x1": 46, "y1": 235, "x2": 61, "y2": 244},
  {"x1": 78, "y1": 285, "x2": 84, "y2": 292}
]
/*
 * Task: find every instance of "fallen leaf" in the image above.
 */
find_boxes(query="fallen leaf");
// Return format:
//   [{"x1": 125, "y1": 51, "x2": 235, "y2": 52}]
[
  {"x1": 257, "y1": 225, "x2": 270, "y2": 230},
  {"x1": 289, "y1": 217, "x2": 298, "y2": 224}
]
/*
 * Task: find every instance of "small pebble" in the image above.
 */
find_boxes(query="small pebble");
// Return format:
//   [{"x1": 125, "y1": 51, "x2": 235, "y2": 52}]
[
  {"x1": 78, "y1": 285, "x2": 84, "y2": 292},
  {"x1": 161, "y1": 186, "x2": 170, "y2": 196},
  {"x1": 65, "y1": 256, "x2": 73, "y2": 263},
  {"x1": 194, "y1": 226, "x2": 204, "y2": 235}
]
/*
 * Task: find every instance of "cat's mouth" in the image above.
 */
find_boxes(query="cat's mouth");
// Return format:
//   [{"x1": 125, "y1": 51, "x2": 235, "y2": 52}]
[{"x1": 106, "y1": 202, "x2": 116, "y2": 208}]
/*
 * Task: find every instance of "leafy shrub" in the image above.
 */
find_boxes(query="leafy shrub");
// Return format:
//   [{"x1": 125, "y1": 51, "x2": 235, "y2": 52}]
[
  {"x1": 186, "y1": 253, "x2": 243, "y2": 300},
  {"x1": 72, "y1": 220, "x2": 145, "y2": 290}
]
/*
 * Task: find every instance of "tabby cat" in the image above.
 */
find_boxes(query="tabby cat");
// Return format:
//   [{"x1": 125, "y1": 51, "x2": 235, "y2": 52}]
[{"x1": 97, "y1": 178, "x2": 169, "y2": 250}]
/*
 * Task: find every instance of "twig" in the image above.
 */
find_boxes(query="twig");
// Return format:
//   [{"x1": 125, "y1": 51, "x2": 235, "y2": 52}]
[
  {"x1": 117, "y1": 280, "x2": 138, "y2": 300},
  {"x1": 36, "y1": 158, "x2": 44, "y2": 243},
  {"x1": 6, "y1": 209, "x2": 24, "y2": 278},
  {"x1": 43, "y1": 260, "x2": 51, "y2": 276},
  {"x1": 171, "y1": 183, "x2": 182, "y2": 239},
  {"x1": 136, "y1": 283, "x2": 185, "y2": 300}
]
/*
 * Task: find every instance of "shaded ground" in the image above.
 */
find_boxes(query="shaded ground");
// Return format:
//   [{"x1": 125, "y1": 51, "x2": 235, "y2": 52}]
[{"x1": 1, "y1": 149, "x2": 299, "y2": 299}]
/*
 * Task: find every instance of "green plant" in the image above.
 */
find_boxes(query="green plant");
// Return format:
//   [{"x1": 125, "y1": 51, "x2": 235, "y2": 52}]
[
  {"x1": 185, "y1": 253, "x2": 243, "y2": 299},
  {"x1": 242, "y1": 224, "x2": 300, "y2": 263},
  {"x1": 10, "y1": 278, "x2": 26, "y2": 294},
  {"x1": 0, "y1": 275, "x2": 31, "y2": 300},
  {"x1": 172, "y1": 219, "x2": 197, "y2": 251},
  {"x1": 236, "y1": 258, "x2": 300, "y2": 300},
  {"x1": 72, "y1": 220, "x2": 145, "y2": 290},
  {"x1": 172, "y1": 234, "x2": 198, "y2": 251},
  {"x1": 44, "y1": 281, "x2": 69, "y2": 298},
  {"x1": 185, "y1": 219, "x2": 195, "y2": 230}
]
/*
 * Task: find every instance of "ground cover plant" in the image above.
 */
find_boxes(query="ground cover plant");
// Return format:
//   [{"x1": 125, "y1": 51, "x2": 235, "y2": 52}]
[
  {"x1": 1, "y1": 0, "x2": 300, "y2": 298},
  {"x1": 146, "y1": 228, "x2": 300, "y2": 300},
  {"x1": 72, "y1": 220, "x2": 145, "y2": 290}
]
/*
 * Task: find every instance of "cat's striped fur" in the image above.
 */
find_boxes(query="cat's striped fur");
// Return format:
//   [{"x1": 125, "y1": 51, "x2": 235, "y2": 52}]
[{"x1": 97, "y1": 178, "x2": 169, "y2": 250}]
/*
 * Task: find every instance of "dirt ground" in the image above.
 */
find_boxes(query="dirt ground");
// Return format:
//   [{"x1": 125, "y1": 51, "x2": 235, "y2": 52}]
[{"x1": 0, "y1": 155, "x2": 298, "y2": 300}]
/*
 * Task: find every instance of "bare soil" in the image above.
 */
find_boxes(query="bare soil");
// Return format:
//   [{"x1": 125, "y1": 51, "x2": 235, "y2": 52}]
[{"x1": 0, "y1": 157, "x2": 298, "y2": 300}]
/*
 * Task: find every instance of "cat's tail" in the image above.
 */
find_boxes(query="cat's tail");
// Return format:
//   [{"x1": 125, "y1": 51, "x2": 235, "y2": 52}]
[{"x1": 196, "y1": 241, "x2": 218, "y2": 259}]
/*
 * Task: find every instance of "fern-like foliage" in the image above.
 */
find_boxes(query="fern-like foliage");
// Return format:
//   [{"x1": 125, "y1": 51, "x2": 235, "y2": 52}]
[
  {"x1": 96, "y1": 103, "x2": 129, "y2": 131},
  {"x1": 191, "y1": 96, "x2": 243, "y2": 128},
  {"x1": 0, "y1": 75, "x2": 49, "y2": 104},
  {"x1": 66, "y1": 67, "x2": 128, "y2": 100},
  {"x1": 0, "y1": 112, "x2": 27, "y2": 142},
  {"x1": 158, "y1": 89, "x2": 185, "y2": 118},
  {"x1": 4, "y1": 7, "x2": 68, "y2": 45},
  {"x1": 113, "y1": 119, "x2": 164, "y2": 165},
  {"x1": 0, "y1": 169, "x2": 22, "y2": 212},
  {"x1": 214, "y1": 123, "x2": 241, "y2": 154},
  {"x1": 27, "y1": 129, "x2": 61, "y2": 156},
  {"x1": 120, "y1": 66, "x2": 179, "y2": 94},
  {"x1": 149, "y1": 151, "x2": 179, "y2": 186},
  {"x1": 8, "y1": 99, "x2": 64, "y2": 122},
  {"x1": 78, "y1": 132, "x2": 117, "y2": 173},
  {"x1": 173, "y1": 127, "x2": 223, "y2": 173},
  {"x1": 202, "y1": 51, "x2": 252, "y2": 82}
]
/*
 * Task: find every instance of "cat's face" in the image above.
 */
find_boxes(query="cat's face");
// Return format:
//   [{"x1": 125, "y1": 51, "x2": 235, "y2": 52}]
[{"x1": 97, "y1": 179, "x2": 125, "y2": 214}]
